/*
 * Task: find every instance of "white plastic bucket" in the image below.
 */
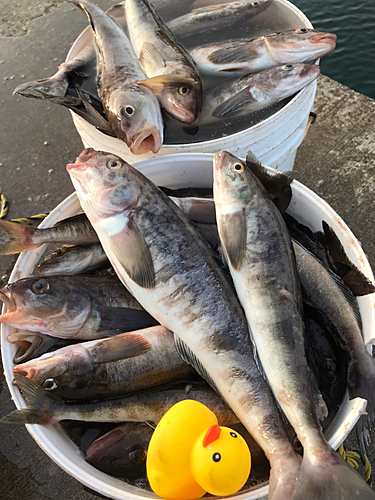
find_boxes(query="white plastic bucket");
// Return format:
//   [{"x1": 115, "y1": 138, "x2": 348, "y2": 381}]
[
  {"x1": 1, "y1": 153, "x2": 373, "y2": 500},
  {"x1": 67, "y1": 0, "x2": 317, "y2": 172}
]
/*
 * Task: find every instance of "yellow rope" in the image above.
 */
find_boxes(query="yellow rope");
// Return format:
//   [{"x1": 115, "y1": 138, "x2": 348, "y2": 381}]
[
  {"x1": 338, "y1": 443, "x2": 372, "y2": 485},
  {"x1": 0, "y1": 194, "x2": 9, "y2": 219}
]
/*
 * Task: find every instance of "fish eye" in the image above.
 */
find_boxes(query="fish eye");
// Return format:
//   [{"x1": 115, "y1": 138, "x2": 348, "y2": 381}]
[
  {"x1": 212, "y1": 453, "x2": 221, "y2": 462},
  {"x1": 122, "y1": 105, "x2": 136, "y2": 117},
  {"x1": 253, "y1": 1, "x2": 259, "y2": 5},
  {"x1": 31, "y1": 279, "x2": 49, "y2": 295},
  {"x1": 129, "y1": 446, "x2": 147, "y2": 464},
  {"x1": 322, "y1": 358, "x2": 337, "y2": 379},
  {"x1": 231, "y1": 162, "x2": 245, "y2": 173},
  {"x1": 178, "y1": 86, "x2": 191, "y2": 96},
  {"x1": 106, "y1": 159, "x2": 124, "y2": 170},
  {"x1": 292, "y1": 436, "x2": 303, "y2": 453},
  {"x1": 295, "y1": 28, "x2": 308, "y2": 34},
  {"x1": 43, "y1": 378, "x2": 58, "y2": 391},
  {"x1": 283, "y1": 64, "x2": 294, "y2": 71},
  {"x1": 230, "y1": 432, "x2": 238, "y2": 438}
]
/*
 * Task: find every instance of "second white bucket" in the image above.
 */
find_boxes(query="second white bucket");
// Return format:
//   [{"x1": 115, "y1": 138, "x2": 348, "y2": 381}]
[{"x1": 67, "y1": 0, "x2": 317, "y2": 171}]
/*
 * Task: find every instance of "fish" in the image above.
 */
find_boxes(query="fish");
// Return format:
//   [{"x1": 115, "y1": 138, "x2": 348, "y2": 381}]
[
  {"x1": 7, "y1": 330, "x2": 80, "y2": 364},
  {"x1": 3, "y1": 376, "x2": 238, "y2": 427},
  {"x1": 12, "y1": 0, "x2": 196, "y2": 121},
  {"x1": 190, "y1": 29, "x2": 336, "y2": 74},
  {"x1": 293, "y1": 239, "x2": 375, "y2": 455},
  {"x1": 125, "y1": 0, "x2": 203, "y2": 123},
  {"x1": 12, "y1": 326, "x2": 196, "y2": 400},
  {"x1": 67, "y1": 148, "x2": 302, "y2": 500},
  {"x1": 213, "y1": 150, "x2": 375, "y2": 500},
  {"x1": 70, "y1": 0, "x2": 163, "y2": 155},
  {"x1": 168, "y1": 0, "x2": 273, "y2": 39},
  {"x1": 0, "y1": 275, "x2": 158, "y2": 339},
  {"x1": 85, "y1": 422, "x2": 154, "y2": 478},
  {"x1": 205, "y1": 63, "x2": 320, "y2": 120},
  {"x1": 36, "y1": 243, "x2": 108, "y2": 276},
  {"x1": 0, "y1": 213, "x2": 98, "y2": 255}
]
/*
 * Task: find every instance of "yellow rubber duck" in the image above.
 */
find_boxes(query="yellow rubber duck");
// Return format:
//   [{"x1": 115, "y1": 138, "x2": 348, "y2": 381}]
[{"x1": 146, "y1": 400, "x2": 251, "y2": 499}]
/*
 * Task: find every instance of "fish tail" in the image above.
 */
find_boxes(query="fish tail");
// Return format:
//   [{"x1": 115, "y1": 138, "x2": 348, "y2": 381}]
[
  {"x1": 291, "y1": 449, "x2": 375, "y2": 500},
  {"x1": 1, "y1": 374, "x2": 60, "y2": 425},
  {"x1": 0, "y1": 219, "x2": 44, "y2": 255},
  {"x1": 13, "y1": 71, "x2": 69, "y2": 100},
  {"x1": 350, "y1": 350, "x2": 375, "y2": 455}
]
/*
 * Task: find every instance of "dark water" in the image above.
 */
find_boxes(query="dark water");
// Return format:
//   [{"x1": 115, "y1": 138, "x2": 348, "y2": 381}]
[{"x1": 293, "y1": 0, "x2": 375, "y2": 99}]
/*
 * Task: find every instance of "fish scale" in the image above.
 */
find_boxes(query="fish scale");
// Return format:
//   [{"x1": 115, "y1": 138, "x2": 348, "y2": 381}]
[{"x1": 67, "y1": 148, "x2": 302, "y2": 500}]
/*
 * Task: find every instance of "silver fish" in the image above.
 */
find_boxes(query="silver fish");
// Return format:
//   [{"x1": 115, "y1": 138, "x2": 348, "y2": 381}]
[
  {"x1": 125, "y1": 0, "x2": 203, "y2": 123},
  {"x1": 168, "y1": 0, "x2": 273, "y2": 39},
  {"x1": 4, "y1": 376, "x2": 238, "y2": 427},
  {"x1": 67, "y1": 148, "x2": 302, "y2": 500},
  {"x1": 36, "y1": 243, "x2": 108, "y2": 276},
  {"x1": 0, "y1": 213, "x2": 98, "y2": 255},
  {"x1": 293, "y1": 239, "x2": 375, "y2": 455},
  {"x1": 70, "y1": 0, "x2": 163, "y2": 155},
  {"x1": 191, "y1": 29, "x2": 336, "y2": 74},
  {"x1": 0, "y1": 275, "x2": 157, "y2": 339},
  {"x1": 204, "y1": 63, "x2": 320, "y2": 120},
  {"x1": 13, "y1": 326, "x2": 196, "y2": 400},
  {"x1": 213, "y1": 150, "x2": 375, "y2": 500}
]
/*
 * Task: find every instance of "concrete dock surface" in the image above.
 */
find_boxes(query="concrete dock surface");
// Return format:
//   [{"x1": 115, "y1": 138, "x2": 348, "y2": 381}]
[{"x1": 0, "y1": 1, "x2": 374, "y2": 498}]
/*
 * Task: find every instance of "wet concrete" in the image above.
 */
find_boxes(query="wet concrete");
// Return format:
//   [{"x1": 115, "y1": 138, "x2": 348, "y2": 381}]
[{"x1": 0, "y1": 1, "x2": 374, "y2": 499}]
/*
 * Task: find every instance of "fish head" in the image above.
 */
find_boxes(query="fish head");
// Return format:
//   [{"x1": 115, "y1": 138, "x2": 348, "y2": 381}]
[
  {"x1": 261, "y1": 63, "x2": 320, "y2": 100},
  {"x1": 213, "y1": 151, "x2": 253, "y2": 207},
  {"x1": 0, "y1": 277, "x2": 91, "y2": 336},
  {"x1": 138, "y1": 75, "x2": 203, "y2": 124},
  {"x1": 67, "y1": 149, "x2": 144, "y2": 218},
  {"x1": 86, "y1": 423, "x2": 152, "y2": 478},
  {"x1": 265, "y1": 29, "x2": 337, "y2": 63},
  {"x1": 105, "y1": 86, "x2": 163, "y2": 155},
  {"x1": 13, "y1": 343, "x2": 95, "y2": 396}
]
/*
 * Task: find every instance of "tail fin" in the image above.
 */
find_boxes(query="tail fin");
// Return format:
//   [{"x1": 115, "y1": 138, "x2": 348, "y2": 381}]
[
  {"x1": 0, "y1": 219, "x2": 40, "y2": 255},
  {"x1": 291, "y1": 448, "x2": 375, "y2": 500},
  {"x1": 1, "y1": 374, "x2": 60, "y2": 425}
]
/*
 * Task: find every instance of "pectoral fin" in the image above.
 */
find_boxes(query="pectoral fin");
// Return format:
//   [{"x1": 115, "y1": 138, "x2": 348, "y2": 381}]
[
  {"x1": 74, "y1": 86, "x2": 113, "y2": 135},
  {"x1": 137, "y1": 74, "x2": 198, "y2": 92},
  {"x1": 91, "y1": 333, "x2": 151, "y2": 363},
  {"x1": 107, "y1": 217, "x2": 155, "y2": 289},
  {"x1": 209, "y1": 45, "x2": 256, "y2": 65},
  {"x1": 139, "y1": 42, "x2": 166, "y2": 74},
  {"x1": 212, "y1": 88, "x2": 254, "y2": 118},
  {"x1": 219, "y1": 209, "x2": 247, "y2": 271}
]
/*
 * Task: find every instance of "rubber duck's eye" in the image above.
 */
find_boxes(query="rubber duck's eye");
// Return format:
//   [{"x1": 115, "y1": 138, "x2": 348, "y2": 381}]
[
  {"x1": 231, "y1": 162, "x2": 245, "y2": 173},
  {"x1": 295, "y1": 28, "x2": 308, "y2": 34},
  {"x1": 31, "y1": 279, "x2": 49, "y2": 295},
  {"x1": 122, "y1": 105, "x2": 136, "y2": 117},
  {"x1": 106, "y1": 160, "x2": 123, "y2": 170},
  {"x1": 178, "y1": 86, "x2": 191, "y2": 96},
  {"x1": 43, "y1": 378, "x2": 58, "y2": 391},
  {"x1": 129, "y1": 446, "x2": 147, "y2": 464},
  {"x1": 212, "y1": 453, "x2": 221, "y2": 462},
  {"x1": 230, "y1": 432, "x2": 237, "y2": 438}
]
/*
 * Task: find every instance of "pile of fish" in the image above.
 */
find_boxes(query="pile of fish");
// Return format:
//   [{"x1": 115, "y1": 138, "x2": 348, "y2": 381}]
[
  {"x1": 13, "y1": 0, "x2": 336, "y2": 152},
  {"x1": 1, "y1": 146, "x2": 375, "y2": 500}
]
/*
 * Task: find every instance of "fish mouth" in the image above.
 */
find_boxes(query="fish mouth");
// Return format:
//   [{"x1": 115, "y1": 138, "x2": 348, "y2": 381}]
[
  {"x1": 13, "y1": 364, "x2": 39, "y2": 380},
  {"x1": 0, "y1": 288, "x2": 16, "y2": 314},
  {"x1": 7, "y1": 332, "x2": 44, "y2": 364},
  {"x1": 309, "y1": 33, "x2": 337, "y2": 53},
  {"x1": 66, "y1": 148, "x2": 96, "y2": 173},
  {"x1": 214, "y1": 152, "x2": 226, "y2": 171},
  {"x1": 299, "y1": 64, "x2": 321, "y2": 79},
  {"x1": 130, "y1": 126, "x2": 162, "y2": 155},
  {"x1": 169, "y1": 102, "x2": 196, "y2": 124}
]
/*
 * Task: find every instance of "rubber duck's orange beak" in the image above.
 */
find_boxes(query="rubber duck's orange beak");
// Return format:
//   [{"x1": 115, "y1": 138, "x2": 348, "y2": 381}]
[{"x1": 203, "y1": 425, "x2": 221, "y2": 447}]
